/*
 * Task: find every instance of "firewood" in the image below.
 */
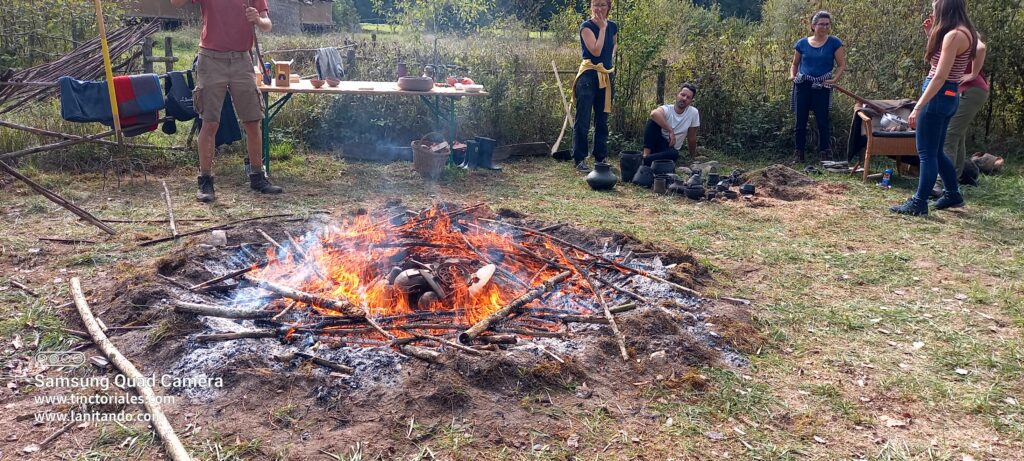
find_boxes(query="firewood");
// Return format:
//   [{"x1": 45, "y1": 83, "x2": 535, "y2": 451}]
[
  {"x1": 173, "y1": 300, "x2": 274, "y2": 319},
  {"x1": 70, "y1": 278, "x2": 193, "y2": 461},
  {"x1": 459, "y1": 271, "x2": 571, "y2": 344}
]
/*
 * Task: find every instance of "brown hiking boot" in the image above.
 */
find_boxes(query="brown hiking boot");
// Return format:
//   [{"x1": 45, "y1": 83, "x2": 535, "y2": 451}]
[
  {"x1": 249, "y1": 173, "x2": 283, "y2": 194},
  {"x1": 196, "y1": 175, "x2": 215, "y2": 203}
]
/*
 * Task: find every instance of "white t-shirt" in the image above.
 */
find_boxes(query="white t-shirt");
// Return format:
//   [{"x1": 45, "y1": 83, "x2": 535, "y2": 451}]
[{"x1": 660, "y1": 105, "x2": 700, "y2": 150}]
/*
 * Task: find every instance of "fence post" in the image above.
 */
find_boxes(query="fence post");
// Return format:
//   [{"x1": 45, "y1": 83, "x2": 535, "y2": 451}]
[
  {"x1": 655, "y1": 59, "x2": 667, "y2": 105},
  {"x1": 345, "y1": 39, "x2": 357, "y2": 79},
  {"x1": 142, "y1": 36, "x2": 154, "y2": 74},
  {"x1": 164, "y1": 36, "x2": 174, "y2": 73}
]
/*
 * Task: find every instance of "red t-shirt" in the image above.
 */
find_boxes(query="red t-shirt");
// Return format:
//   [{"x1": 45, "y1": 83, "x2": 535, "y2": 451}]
[{"x1": 193, "y1": 0, "x2": 268, "y2": 52}]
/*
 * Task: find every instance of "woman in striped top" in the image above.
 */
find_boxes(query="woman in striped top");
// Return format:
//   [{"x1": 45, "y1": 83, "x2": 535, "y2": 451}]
[{"x1": 891, "y1": 0, "x2": 978, "y2": 216}]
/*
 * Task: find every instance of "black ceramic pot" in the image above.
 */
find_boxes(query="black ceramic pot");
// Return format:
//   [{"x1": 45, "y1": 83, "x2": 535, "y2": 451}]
[
  {"x1": 653, "y1": 176, "x2": 668, "y2": 194},
  {"x1": 651, "y1": 159, "x2": 676, "y2": 176},
  {"x1": 707, "y1": 173, "x2": 721, "y2": 187},
  {"x1": 618, "y1": 151, "x2": 642, "y2": 184},
  {"x1": 740, "y1": 183, "x2": 756, "y2": 195},
  {"x1": 685, "y1": 186, "x2": 705, "y2": 200},
  {"x1": 586, "y1": 162, "x2": 618, "y2": 190},
  {"x1": 724, "y1": 190, "x2": 739, "y2": 200},
  {"x1": 632, "y1": 165, "x2": 655, "y2": 188}
]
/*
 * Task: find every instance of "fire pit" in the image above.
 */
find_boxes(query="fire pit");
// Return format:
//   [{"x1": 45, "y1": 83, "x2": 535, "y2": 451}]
[{"x1": 152, "y1": 203, "x2": 750, "y2": 398}]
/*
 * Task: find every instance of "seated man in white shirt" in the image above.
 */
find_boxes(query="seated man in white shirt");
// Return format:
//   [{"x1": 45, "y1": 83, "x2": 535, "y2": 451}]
[{"x1": 642, "y1": 82, "x2": 700, "y2": 166}]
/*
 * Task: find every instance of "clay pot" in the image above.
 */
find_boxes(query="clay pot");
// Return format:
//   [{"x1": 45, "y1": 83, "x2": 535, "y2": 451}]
[
  {"x1": 724, "y1": 190, "x2": 738, "y2": 200},
  {"x1": 740, "y1": 183, "x2": 756, "y2": 195},
  {"x1": 618, "y1": 151, "x2": 643, "y2": 184},
  {"x1": 397, "y1": 76, "x2": 433, "y2": 91},
  {"x1": 707, "y1": 173, "x2": 720, "y2": 187},
  {"x1": 651, "y1": 159, "x2": 676, "y2": 176},
  {"x1": 586, "y1": 162, "x2": 618, "y2": 190},
  {"x1": 310, "y1": 79, "x2": 325, "y2": 89},
  {"x1": 632, "y1": 165, "x2": 655, "y2": 188},
  {"x1": 716, "y1": 180, "x2": 730, "y2": 192},
  {"x1": 685, "y1": 186, "x2": 705, "y2": 200},
  {"x1": 326, "y1": 78, "x2": 341, "y2": 87},
  {"x1": 653, "y1": 176, "x2": 668, "y2": 194}
]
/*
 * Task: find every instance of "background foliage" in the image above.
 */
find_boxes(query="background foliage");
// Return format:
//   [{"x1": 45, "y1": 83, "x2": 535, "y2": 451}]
[{"x1": 1, "y1": 0, "x2": 1022, "y2": 161}]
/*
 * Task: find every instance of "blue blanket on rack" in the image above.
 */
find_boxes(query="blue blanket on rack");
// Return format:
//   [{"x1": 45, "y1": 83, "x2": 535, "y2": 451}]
[{"x1": 58, "y1": 74, "x2": 164, "y2": 124}]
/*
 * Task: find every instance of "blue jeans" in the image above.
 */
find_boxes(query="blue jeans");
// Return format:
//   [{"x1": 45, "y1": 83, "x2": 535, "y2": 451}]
[
  {"x1": 572, "y1": 70, "x2": 611, "y2": 164},
  {"x1": 793, "y1": 81, "x2": 832, "y2": 153},
  {"x1": 914, "y1": 79, "x2": 961, "y2": 201}
]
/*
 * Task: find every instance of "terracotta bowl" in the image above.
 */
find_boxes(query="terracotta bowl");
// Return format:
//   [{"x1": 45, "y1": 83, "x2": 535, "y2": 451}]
[
  {"x1": 326, "y1": 78, "x2": 341, "y2": 88},
  {"x1": 310, "y1": 79, "x2": 325, "y2": 89}
]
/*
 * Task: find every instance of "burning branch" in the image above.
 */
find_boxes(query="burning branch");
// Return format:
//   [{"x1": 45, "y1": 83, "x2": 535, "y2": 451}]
[{"x1": 459, "y1": 271, "x2": 571, "y2": 344}]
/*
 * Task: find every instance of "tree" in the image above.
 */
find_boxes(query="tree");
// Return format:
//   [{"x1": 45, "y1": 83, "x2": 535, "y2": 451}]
[{"x1": 371, "y1": 0, "x2": 492, "y2": 32}]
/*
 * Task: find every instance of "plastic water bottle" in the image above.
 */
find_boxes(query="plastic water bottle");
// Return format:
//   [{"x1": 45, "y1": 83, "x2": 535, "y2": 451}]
[{"x1": 879, "y1": 168, "x2": 893, "y2": 189}]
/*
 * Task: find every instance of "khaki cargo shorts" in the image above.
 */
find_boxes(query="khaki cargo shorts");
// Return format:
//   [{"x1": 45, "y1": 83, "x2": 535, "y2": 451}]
[{"x1": 194, "y1": 48, "x2": 263, "y2": 123}]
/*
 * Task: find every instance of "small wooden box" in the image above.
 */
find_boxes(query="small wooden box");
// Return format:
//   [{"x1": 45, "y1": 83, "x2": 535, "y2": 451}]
[{"x1": 274, "y1": 60, "x2": 293, "y2": 87}]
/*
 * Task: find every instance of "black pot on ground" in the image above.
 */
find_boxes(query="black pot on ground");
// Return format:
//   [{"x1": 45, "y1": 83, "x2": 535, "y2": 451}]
[
  {"x1": 585, "y1": 162, "x2": 618, "y2": 190},
  {"x1": 618, "y1": 151, "x2": 643, "y2": 184},
  {"x1": 653, "y1": 175, "x2": 668, "y2": 194},
  {"x1": 651, "y1": 159, "x2": 676, "y2": 176},
  {"x1": 685, "y1": 185, "x2": 705, "y2": 200},
  {"x1": 740, "y1": 183, "x2": 756, "y2": 195},
  {"x1": 475, "y1": 136, "x2": 501, "y2": 171},
  {"x1": 632, "y1": 165, "x2": 655, "y2": 188}
]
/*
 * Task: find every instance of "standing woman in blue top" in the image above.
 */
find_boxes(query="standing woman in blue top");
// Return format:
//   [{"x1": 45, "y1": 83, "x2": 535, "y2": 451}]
[
  {"x1": 571, "y1": 0, "x2": 618, "y2": 172},
  {"x1": 890, "y1": 0, "x2": 977, "y2": 215},
  {"x1": 789, "y1": 11, "x2": 846, "y2": 163}
]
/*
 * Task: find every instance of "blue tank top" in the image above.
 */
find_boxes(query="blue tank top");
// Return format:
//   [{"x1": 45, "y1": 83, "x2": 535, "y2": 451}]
[
  {"x1": 794, "y1": 35, "x2": 843, "y2": 77},
  {"x1": 580, "y1": 20, "x2": 618, "y2": 69}
]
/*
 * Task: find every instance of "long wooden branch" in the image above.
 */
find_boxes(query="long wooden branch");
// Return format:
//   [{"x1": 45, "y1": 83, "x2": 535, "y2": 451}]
[
  {"x1": 139, "y1": 213, "x2": 295, "y2": 246},
  {"x1": 567, "y1": 259, "x2": 629, "y2": 361},
  {"x1": 161, "y1": 181, "x2": 178, "y2": 237},
  {"x1": 0, "y1": 119, "x2": 187, "y2": 151},
  {"x1": 480, "y1": 218, "x2": 702, "y2": 297},
  {"x1": 173, "y1": 300, "x2": 274, "y2": 319},
  {"x1": 70, "y1": 278, "x2": 192, "y2": 461},
  {"x1": 458, "y1": 271, "x2": 571, "y2": 344},
  {"x1": 0, "y1": 161, "x2": 117, "y2": 235},
  {"x1": 0, "y1": 130, "x2": 115, "y2": 161}
]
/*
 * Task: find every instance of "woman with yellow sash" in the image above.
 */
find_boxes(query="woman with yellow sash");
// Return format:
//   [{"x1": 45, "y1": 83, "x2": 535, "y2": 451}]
[{"x1": 571, "y1": 0, "x2": 618, "y2": 172}]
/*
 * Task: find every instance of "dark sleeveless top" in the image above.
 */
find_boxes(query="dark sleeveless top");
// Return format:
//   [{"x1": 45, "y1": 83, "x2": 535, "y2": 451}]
[{"x1": 579, "y1": 20, "x2": 618, "y2": 69}]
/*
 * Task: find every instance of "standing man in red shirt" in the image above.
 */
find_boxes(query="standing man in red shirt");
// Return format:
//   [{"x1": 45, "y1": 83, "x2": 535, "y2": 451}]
[{"x1": 170, "y1": 0, "x2": 282, "y2": 202}]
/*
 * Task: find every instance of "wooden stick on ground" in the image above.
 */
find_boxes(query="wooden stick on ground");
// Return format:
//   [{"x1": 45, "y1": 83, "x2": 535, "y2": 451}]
[
  {"x1": 190, "y1": 262, "x2": 267, "y2": 291},
  {"x1": 0, "y1": 161, "x2": 117, "y2": 235},
  {"x1": 9, "y1": 280, "x2": 38, "y2": 297},
  {"x1": 70, "y1": 277, "x2": 192, "y2": 461},
  {"x1": 161, "y1": 181, "x2": 178, "y2": 238},
  {"x1": 567, "y1": 259, "x2": 629, "y2": 361},
  {"x1": 138, "y1": 213, "x2": 296, "y2": 246},
  {"x1": 39, "y1": 237, "x2": 98, "y2": 245}
]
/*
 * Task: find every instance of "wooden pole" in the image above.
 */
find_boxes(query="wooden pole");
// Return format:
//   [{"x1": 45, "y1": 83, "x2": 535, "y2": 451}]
[
  {"x1": 92, "y1": 0, "x2": 123, "y2": 146},
  {"x1": 0, "y1": 161, "x2": 117, "y2": 235},
  {"x1": 0, "y1": 130, "x2": 116, "y2": 161},
  {"x1": 551, "y1": 61, "x2": 573, "y2": 154},
  {"x1": 161, "y1": 181, "x2": 178, "y2": 237},
  {"x1": 70, "y1": 278, "x2": 192, "y2": 461}
]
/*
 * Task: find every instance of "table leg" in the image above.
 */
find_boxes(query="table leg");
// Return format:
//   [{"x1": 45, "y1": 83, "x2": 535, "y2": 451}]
[{"x1": 261, "y1": 92, "x2": 270, "y2": 175}]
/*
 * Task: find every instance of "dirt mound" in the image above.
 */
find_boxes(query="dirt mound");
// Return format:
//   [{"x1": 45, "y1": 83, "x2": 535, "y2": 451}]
[{"x1": 744, "y1": 164, "x2": 816, "y2": 201}]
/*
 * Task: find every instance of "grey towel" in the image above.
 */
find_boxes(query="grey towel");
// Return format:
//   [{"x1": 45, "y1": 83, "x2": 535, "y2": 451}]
[{"x1": 315, "y1": 47, "x2": 345, "y2": 81}]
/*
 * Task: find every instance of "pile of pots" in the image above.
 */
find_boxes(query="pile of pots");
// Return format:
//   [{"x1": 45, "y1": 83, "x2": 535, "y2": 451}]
[{"x1": 585, "y1": 151, "x2": 757, "y2": 200}]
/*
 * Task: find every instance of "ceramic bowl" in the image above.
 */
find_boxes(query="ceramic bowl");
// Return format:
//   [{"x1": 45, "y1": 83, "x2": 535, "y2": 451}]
[
  {"x1": 326, "y1": 78, "x2": 341, "y2": 87},
  {"x1": 310, "y1": 79, "x2": 325, "y2": 89},
  {"x1": 397, "y1": 76, "x2": 434, "y2": 91}
]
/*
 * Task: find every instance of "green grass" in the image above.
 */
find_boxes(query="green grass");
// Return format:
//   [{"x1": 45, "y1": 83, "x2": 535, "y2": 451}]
[{"x1": 1, "y1": 151, "x2": 1021, "y2": 459}]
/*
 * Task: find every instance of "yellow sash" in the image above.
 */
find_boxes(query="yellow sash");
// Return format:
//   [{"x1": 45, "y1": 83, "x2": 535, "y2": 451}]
[{"x1": 571, "y1": 61, "x2": 614, "y2": 113}]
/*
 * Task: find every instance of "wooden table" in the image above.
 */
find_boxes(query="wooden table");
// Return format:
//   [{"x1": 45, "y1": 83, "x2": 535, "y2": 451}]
[{"x1": 257, "y1": 80, "x2": 488, "y2": 174}]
